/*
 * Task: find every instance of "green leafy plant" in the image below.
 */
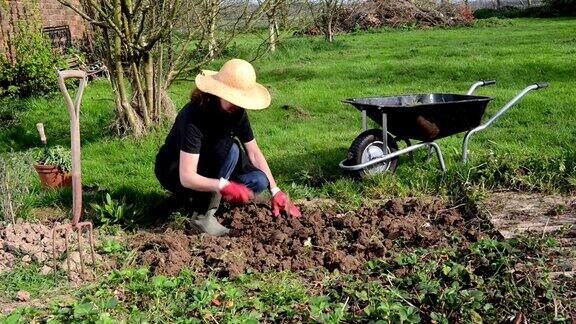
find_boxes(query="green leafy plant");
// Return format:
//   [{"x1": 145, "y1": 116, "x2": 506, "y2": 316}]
[
  {"x1": 0, "y1": 8, "x2": 64, "y2": 97},
  {"x1": 33, "y1": 145, "x2": 72, "y2": 172},
  {"x1": 90, "y1": 193, "x2": 141, "y2": 231},
  {"x1": 98, "y1": 239, "x2": 126, "y2": 255}
]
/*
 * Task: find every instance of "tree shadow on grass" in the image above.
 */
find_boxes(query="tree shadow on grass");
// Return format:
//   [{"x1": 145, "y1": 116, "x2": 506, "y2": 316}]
[{"x1": 38, "y1": 184, "x2": 173, "y2": 230}]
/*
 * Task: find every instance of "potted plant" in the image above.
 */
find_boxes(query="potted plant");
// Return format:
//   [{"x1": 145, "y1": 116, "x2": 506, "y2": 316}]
[{"x1": 33, "y1": 145, "x2": 72, "y2": 189}]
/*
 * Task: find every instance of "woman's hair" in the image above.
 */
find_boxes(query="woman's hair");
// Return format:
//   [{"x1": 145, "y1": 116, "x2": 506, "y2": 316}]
[{"x1": 190, "y1": 88, "x2": 217, "y2": 108}]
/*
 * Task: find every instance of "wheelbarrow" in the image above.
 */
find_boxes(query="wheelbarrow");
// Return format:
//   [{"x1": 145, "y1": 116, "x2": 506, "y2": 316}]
[{"x1": 339, "y1": 80, "x2": 549, "y2": 177}]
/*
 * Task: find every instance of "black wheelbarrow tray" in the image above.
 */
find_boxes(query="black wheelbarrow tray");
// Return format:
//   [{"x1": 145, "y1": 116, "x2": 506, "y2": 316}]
[{"x1": 339, "y1": 80, "x2": 549, "y2": 177}]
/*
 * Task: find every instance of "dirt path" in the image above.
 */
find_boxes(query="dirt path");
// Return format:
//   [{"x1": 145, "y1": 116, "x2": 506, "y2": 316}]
[
  {"x1": 487, "y1": 191, "x2": 576, "y2": 239},
  {"x1": 486, "y1": 191, "x2": 576, "y2": 277}
]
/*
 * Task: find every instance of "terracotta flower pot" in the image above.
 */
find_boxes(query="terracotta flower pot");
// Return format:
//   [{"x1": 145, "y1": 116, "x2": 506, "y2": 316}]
[{"x1": 33, "y1": 164, "x2": 72, "y2": 189}]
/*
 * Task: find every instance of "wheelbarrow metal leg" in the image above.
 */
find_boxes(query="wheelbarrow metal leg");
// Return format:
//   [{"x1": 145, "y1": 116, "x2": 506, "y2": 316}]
[
  {"x1": 382, "y1": 112, "x2": 388, "y2": 154},
  {"x1": 427, "y1": 142, "x2": 446, "y2": 171},
  {"x1": 426, "y1": 146, "x2": 433, "y2": 162}
]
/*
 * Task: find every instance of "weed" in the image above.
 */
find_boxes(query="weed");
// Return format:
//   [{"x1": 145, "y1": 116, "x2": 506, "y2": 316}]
[
  {"x1": 167, "y1": 211, "x2": 188, "y2": 230},
  {"x1": 89, "y1": 193, "x2": 142, "y2": 232},
  {"x1": 2, "y1": 234, "x2": 574, "y2": 323},
  {"x1": 98, "y1": 238, "x2": 126, "y2": 256}
]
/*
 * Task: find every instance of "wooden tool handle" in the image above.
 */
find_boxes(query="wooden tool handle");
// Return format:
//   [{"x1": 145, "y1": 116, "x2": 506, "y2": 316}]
[{"x1": 36, "y1": 123, "x2": 47, "y2": 145}]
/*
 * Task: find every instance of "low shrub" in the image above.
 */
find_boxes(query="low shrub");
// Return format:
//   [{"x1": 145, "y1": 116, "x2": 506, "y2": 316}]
[
  {"x1": 0, "y1": 20, "x2": 64, "y2": 97},
  {"x1": 543, "y1": 0, "x2": 576, "y2": 14}
]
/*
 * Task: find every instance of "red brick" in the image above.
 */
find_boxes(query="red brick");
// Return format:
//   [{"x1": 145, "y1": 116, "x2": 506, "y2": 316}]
[{"x1": 1, "y1": 0, "x2": 87, "y2": 57}]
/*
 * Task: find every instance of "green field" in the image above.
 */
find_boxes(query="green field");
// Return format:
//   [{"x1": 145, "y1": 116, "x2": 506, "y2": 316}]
[{"x1": 1, "y1": 18, "x2": 575, "y2": 322}]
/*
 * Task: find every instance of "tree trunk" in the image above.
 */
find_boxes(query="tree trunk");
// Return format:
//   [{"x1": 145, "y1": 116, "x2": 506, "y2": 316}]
[
  {"x1": 159, "y1": 88, "x2": 177, "y2": 121},
  {"x1": 144, "y1": 53, "x2": 154, "y2": 123},
  {"x1": 326, "y1": 18, "x2": 333, "y2": 42},
  {"x1": 323, "y1": 0, "x2": 335, "y2": 43},
  {"x1": 207, "y1": 0, "x2": 219, "y2": 59},
  {"x1": 268, "y1": 15, "x2": 277, "y2": 51}
]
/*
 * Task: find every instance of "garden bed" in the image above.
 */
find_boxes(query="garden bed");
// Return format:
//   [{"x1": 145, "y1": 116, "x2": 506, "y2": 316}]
[{"x1": 131, "y1": 197, "x2": 494, "y2": 276}]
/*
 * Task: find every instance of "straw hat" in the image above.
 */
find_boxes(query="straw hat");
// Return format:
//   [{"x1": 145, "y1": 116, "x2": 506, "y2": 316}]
[{"x1": 195, "y1": 59, "x2": 271, "y2": 110}]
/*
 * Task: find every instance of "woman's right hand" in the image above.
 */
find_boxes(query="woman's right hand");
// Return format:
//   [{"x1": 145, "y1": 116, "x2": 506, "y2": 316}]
[{"x1": 219, "y1": 180, "x2": 253, "y2": 204}]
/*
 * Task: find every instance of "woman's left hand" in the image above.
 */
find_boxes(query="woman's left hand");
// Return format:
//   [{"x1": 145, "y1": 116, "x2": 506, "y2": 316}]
[{"x1": 271, "y1": 191, "x2": 301, "y2": 218}]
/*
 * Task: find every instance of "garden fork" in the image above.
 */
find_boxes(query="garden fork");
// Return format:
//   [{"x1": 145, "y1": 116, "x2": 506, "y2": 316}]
[{"x1": 52, "y1": 70, "x2": 96, "y2": 278}]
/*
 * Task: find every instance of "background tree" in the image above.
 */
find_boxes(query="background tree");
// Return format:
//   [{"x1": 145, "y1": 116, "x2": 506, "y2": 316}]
[
  {"x1": 58, "y1": 0, "x2": 268, "y2": 136},
  {"x1": 307, "y1": 0, "x2": 344, "y2": 42},
  {"x1": 256, "y1": 0, "x2": 304, "y2": 52}
]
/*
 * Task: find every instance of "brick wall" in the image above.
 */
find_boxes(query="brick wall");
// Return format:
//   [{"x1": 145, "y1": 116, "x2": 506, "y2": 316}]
[{"x1": 0, "y1": 0, "x2": 87, "y2": 60}]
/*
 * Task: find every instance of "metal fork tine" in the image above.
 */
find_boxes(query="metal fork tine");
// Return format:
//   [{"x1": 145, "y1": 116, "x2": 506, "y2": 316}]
[
  {"x1": 65, "y1": 228, "x2": 71, "y2": 276},
  {"x1": 87, "y1": 224, "x2": 96, "y2": 265},
  {"x1": 52, "y1": 227, "x2": 59, "y2": 276},
  {"x1": 77, "y1": 228, "x2": 85, "y2": 274}
]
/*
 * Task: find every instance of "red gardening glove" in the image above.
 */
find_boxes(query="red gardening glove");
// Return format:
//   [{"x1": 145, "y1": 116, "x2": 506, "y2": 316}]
[
  {"x1": 271, "y1": 191, "x2": 301, "y2": 218},
  {"x1": 220, "y1": 181, "x2": 253, "y2": 204}
]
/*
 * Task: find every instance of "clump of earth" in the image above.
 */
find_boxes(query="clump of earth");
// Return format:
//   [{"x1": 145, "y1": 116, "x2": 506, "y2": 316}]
[
  {"x1": 131, "y1": 198, "x2": 491, "y2": 277},
  {"x1": 0, "y1": 221, "x2": 102, "y2": 281}
]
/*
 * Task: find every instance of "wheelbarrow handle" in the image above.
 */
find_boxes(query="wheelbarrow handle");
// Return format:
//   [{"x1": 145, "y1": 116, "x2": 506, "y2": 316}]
[
  {"x1": 463, "y1": 82, "x2": 549, "y2": 163},
  {"x1": 467, "y1": 80, "x2": 497, "y2": 95}
]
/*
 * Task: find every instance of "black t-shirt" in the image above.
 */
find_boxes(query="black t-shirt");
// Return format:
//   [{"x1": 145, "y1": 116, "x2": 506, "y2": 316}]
[{"x1": 155, "y1": 100, "x2": 254, "y2": 180}]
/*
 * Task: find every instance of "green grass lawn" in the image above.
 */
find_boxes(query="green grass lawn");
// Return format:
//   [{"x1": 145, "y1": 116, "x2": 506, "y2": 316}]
[
  {"x1": 1, "y1": 18, "x2": 576, "y2": 322},
  {"x1": 2, "y1": 18, "x2": 575, "y2": 213}
]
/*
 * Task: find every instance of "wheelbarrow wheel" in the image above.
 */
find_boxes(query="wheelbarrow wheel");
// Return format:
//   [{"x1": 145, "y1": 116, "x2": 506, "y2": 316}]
[{"x1": 345, "y1": 129, "x2": 398, "y2": 178}]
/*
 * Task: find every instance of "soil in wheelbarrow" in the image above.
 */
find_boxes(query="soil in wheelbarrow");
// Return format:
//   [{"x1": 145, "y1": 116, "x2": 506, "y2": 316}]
[{"x1": 130, "y1": 198, "x2": 494, "y2": 277}]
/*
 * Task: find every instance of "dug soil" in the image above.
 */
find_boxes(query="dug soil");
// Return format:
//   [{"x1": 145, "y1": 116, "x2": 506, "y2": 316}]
[{"x1": 131, "y1": 198, "x2": 494, "y2": 277}]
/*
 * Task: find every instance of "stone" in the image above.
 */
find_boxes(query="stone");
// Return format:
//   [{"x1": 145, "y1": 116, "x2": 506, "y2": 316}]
[
  {"x1": 16, "y1": 291, "x2": 30, "y2": 302},
  {"x1": 5, "y1": 241, "x2": 21, "y2": 252},
  {"x1": 41, "y1": 237, "x2": 52, "y2": 246},
  {"x1": 40, "y1": 265, "x2": 53, "y2": 276},
  {"x1": 21, "y1": 255, "x2": 32, "y2": 263},
  {"x1": 33, "y1": 252, "x2": 47, "y2": 263}
]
